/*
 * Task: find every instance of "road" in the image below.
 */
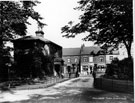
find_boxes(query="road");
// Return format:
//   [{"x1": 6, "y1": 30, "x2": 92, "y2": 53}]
[{"x1": 0, "y1": 76, "x2": 133, "y2": 103}]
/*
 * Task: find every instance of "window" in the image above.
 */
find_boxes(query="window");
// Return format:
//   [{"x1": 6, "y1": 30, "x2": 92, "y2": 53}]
[
  {"x1": 83, "y1": 65, "x2": 88, "y2": 71},
  {"x1": 100, "y1": 57, "x2": 104, "y2": 62},
  {"x1": 67, "y1": 58, "x2": 70, "y2": 63},
  {"x1": 110, "y1": 56, "x2": 113, "y2": 60},
  {"x1": 75, "y1": 58, "x2": 78, "y2": 63},
  {"x1": 44, "y1": 45, "x2": 50, "y2": 55},
  {"x1": 89, "y1": 57, "x2": 93, "y2": 62},
  {"x1": 83, "y1": 57, "x2": 88, "y2": 62}
]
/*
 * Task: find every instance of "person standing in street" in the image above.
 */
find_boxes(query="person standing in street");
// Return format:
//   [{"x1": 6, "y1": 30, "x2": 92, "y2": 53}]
[{"x1": 92, "y1": 70, "x2": 96, "y2": 79}]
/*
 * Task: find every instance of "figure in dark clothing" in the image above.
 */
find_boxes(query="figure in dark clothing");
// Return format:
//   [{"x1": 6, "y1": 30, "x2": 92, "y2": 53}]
[
  {"x1": 90, "y1": 66, "x2": 92, "y2": 74},
  {"x1": 75, "y1": 70, "x2": 79, "y2": 77},
  {"x1": 92, "y1": 70, "x2": 96, "y2": 79},
  {"x1": 69, "y1": 72, "x2": 71, "y2": 78},
  {"x1": 92, "y1": 70, "x2": 96, "y2": 87},
  {"x1": 67, "y1": 67, "x2": 71, "y2": 78}
]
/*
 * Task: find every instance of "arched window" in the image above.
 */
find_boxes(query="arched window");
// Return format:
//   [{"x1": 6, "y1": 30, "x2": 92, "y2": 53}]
[{"x1": 100, "y1": 57, "x2": 104, "y2": 62}]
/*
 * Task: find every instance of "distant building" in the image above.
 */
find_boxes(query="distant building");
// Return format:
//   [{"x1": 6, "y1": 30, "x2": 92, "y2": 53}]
[
  {"x1": 118, "y1": 43, "x2": 134, "y2": 60},
  {"x1": 62, "y1": 45, "x2": 106, "y2": 76},
  {"x1": 106, "y1": 50, "x2": 119, "y2": 64},
  {"x1": 62, "y1": 48, "x2": 80, "y2": 77},
  {"x1": 80, "y1": 46, "x2": 106, "y2": 74},
  {"x1": 12, "y1": 31, "x2": 63, "y2": 78}
]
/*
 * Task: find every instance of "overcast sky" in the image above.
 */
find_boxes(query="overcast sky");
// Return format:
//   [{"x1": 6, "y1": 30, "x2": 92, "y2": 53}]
[{"x1": 27, "y1": 0, "x2": 94, "y2": 48}]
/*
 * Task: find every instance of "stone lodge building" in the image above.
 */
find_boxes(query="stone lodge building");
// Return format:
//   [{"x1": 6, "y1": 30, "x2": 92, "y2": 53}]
[{"x1": 12, "y1": 31, "x2": 63, "y2": 78}]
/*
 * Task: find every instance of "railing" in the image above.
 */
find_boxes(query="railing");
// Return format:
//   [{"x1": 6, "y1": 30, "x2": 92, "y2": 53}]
[
  {"x1": 64, "y1": 73, "x2": 78, "y2": 78},
  {"x1": 94, "y1": 77, "x2": 134, "y2": 93},
  {"x1": 0, "y1": 76, "x2": 69, "y2": 90}
]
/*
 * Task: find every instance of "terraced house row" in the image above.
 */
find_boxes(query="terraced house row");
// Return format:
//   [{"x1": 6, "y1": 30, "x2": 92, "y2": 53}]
[{"x1": 62, "y1": 45, "x2": 119, "y2": 76}]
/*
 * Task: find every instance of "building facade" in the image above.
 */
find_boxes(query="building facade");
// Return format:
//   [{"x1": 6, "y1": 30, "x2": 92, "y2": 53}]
[
  {"x1": 106, "y1": 51, "x2": 119, "y2": 64},
  {"x1": 62, "y1": 46, "x2": 107, "y2": 76},
  {"x1": 80, "y1": 47, "x2": 106, "y2": 75},
  {"x1": 62, "y1": 48, "x2": 80, "y2": 77}
]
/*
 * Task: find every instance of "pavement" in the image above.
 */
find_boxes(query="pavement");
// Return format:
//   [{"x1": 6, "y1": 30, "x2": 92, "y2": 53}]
[{"x1": 0, "y1": 76, "x2": 134, "y2": 103}]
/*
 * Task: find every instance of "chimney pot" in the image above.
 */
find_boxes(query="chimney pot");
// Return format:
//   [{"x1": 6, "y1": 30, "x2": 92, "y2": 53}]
[{"x1": 35, "y1": 31, "x2": 44, "y2": 37}]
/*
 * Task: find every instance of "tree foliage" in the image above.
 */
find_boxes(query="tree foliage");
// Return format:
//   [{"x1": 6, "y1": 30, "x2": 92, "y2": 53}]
[
  {"x1": 0, "y1": 1, "x2": 45, "y2": 81},
  {"x1": 0, "y1": 1, "x2": 45, "y2": 41},
  {"x1": 61, "y1": 0, "x2": 133, "y2": 57},
  {"x1": 105, "y1": 57, "x2": 133, "y2": 81}
]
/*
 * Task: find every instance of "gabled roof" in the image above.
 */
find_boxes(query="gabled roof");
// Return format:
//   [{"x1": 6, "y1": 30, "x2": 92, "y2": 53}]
[
  {"x1": 106, "y1": 47, "x2": 119, "y2": 55},
  {"x1": 81, "y1": 46, "x2": 102, "y2": 55},
  {"x1": 63, "y1": 48, "x2": 80, "y2": 56},
  {"x1": 63, "y1": 46, "x2": 103, "y2": 56},
  {"x1": 63, "y1": 46, "x2": 119, "y2": 56},
  {"x1": 107, "y1": 50, "x2": 119, "y2": 55}
]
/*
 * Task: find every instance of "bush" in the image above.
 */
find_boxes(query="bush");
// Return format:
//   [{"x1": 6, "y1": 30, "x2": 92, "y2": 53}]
[{"x1": 105, "y1": 57, "x2": 133, "y2": 81}]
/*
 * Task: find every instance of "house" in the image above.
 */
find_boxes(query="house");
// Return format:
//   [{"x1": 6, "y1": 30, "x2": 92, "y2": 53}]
[
  {"x1": 80, "y1": 46, "x2": 106, "y2": 74},
  {"x1": 62, "y1": 48, "x2": 80, "y2": 77},
  {"x1": 118, "y1": 44, "x2": 134, "y2": 60},
  {"x1": 62, "y1": 45, "x2": 106, "y2": 76},
  {"x1": 106, "y1": 50, "x2": 119, "y2": 64},
  {"x1": 12, "y1": 31, "x2": 63, "y2": 78}
]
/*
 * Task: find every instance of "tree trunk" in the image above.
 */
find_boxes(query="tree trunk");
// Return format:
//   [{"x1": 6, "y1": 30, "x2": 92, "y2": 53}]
[
  {"x1": 125, "y1": 43, "x2": 132, "y2": 58},
  {"x1": 127, "y1": 47, "x2": 131, "y2": 58},
  {"x1": 0, "y1": 41, "x2": 4, "y2": 66},
  {"x1": 123, "y1": 40, "x2": 132, "y2": 58}
]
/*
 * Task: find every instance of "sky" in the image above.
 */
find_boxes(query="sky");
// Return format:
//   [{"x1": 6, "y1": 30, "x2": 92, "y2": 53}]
[{"x1": 27, "y1": 0, "x2": 94, "y2": 48}]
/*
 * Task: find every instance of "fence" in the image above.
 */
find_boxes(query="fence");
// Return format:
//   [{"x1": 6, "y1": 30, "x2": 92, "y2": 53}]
[
  {"x1": 0, "y1": 76, "x2": 69, "y2": 90},
  {"x1": 94, "y1": 77, "x2": 134, "y2": 93},
  {"x1": 64, "y1": 73, "x2": 77, "y2": 78}
]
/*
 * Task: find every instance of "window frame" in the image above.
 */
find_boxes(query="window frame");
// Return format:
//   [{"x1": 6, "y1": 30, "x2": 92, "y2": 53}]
[
  {"x1": 67, "y1": 58, "x2": 70, "y2": 63},
  {"x1": 109, "y1": 56, "x2": 113, "y2": 60},
  {"x1": 83, "y1": 57, "x2": 88, "y2": 62},
  {"x1": 89, "y1": 56, "x2": 93, "y2": 62},
  {"x1": 75, "y1": 58, "x2": 78, "y2": 63}
]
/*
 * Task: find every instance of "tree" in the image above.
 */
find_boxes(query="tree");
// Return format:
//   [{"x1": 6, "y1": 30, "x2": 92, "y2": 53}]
[
  {"x1": 0, "y1": 1, "x2": 45, "y2": 41},
  {"x1": 61, "y1": 0, "x2": 133, "y2": 57},
  {"x1": 0, "y1": 1, "x2": 45, "y2": 81},
  {"x1": 105, "y1": 57, "x2": 133, "y2": 80}
]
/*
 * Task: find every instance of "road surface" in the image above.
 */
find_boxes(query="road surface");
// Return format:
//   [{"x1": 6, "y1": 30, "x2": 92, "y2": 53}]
[{"x1": 0, "y1": 76, "x2": 133, "y2": 103}]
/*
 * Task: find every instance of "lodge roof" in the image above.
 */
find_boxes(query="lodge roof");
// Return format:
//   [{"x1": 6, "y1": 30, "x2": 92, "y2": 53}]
[
  {"x1": 12, "y1": 35, "x2": 51, "y2": 42},
  {"x1": 12, "y1": 35, "x2": 62, "y2": 48}
]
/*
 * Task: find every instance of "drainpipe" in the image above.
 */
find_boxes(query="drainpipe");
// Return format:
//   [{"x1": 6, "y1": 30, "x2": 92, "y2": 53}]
[{"x1": 79, "y1": 44, "x2": 84, "y2": 74}]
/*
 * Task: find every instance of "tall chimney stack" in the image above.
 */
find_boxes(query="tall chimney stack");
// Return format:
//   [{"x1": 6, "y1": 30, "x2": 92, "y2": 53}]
[{"x1": 35, "y1": 30, "x2": 44, "y2": 38}]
